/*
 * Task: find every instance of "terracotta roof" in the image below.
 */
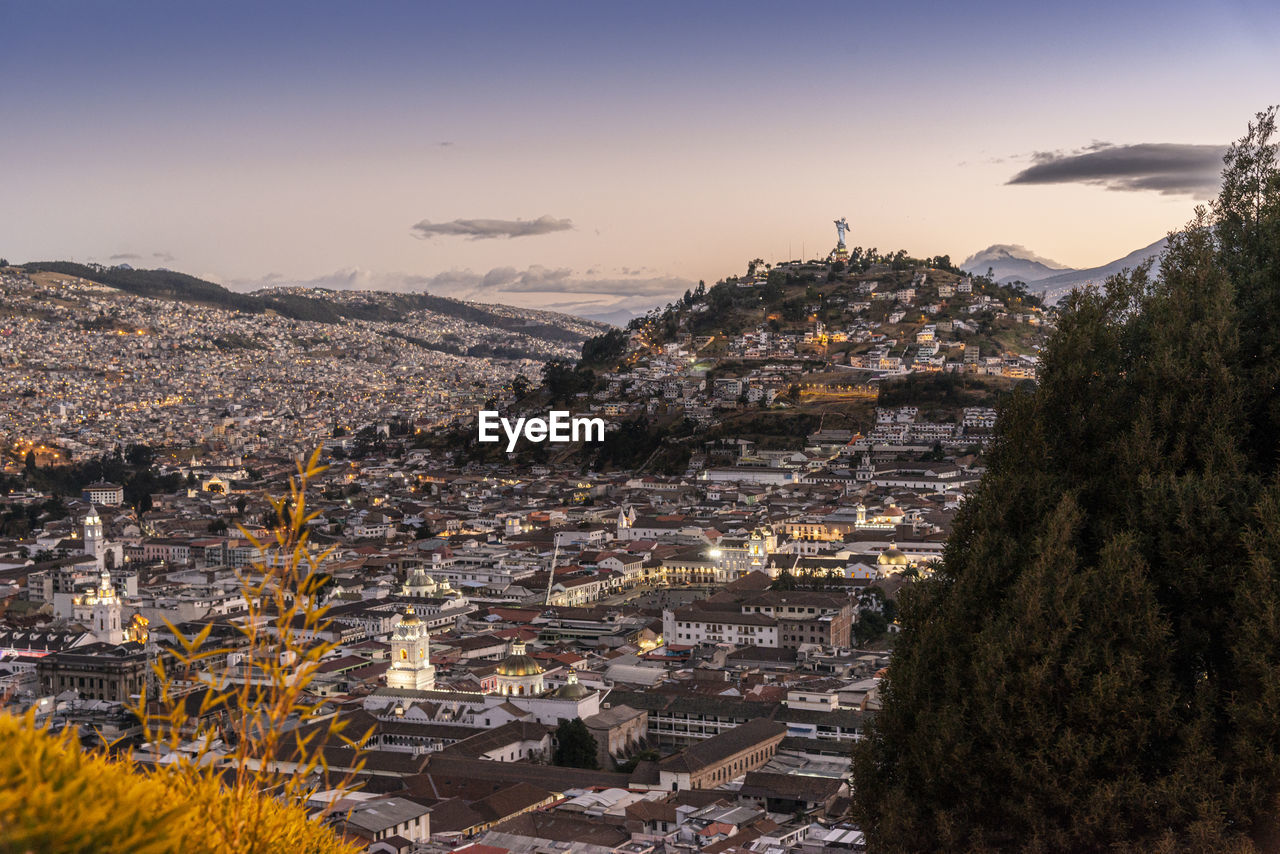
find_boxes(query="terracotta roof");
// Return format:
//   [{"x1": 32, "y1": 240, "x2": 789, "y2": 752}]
[{"x1": 657, "y1": 718, "x2": 785, "y2": 774}]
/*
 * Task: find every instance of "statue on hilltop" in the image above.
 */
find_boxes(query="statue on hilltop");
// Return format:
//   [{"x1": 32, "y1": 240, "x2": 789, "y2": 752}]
[{"x1": 831, "y1": 217, "x2": 851, "y2": 261}]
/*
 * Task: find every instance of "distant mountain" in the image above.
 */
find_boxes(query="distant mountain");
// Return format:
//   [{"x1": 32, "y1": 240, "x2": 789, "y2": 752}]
[
  {"x1": 576, "y1": 306, "x2": 644, "y2": 327},
  {"x1": 962, "y1": 244, "x2": 1069, "y2": 283},
  {"x1": 20, "y1": 261, "x2": 606, "y2": 344},
  {"x1": 1031, "y1": 238, "x2": 1169, "y2": 304}
]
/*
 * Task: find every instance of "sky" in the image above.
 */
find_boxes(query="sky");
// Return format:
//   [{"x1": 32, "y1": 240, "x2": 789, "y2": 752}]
[{"x1": 3, "y1": 1, "x2": 1278, "y2": 321}]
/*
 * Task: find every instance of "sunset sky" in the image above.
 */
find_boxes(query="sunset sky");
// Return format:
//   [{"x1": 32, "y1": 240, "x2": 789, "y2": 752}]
[{"x1": 3, "y1": 1, "x2": 1278, "y2": 319}]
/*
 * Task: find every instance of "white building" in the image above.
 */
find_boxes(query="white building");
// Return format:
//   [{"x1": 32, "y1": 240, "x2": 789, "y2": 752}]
[
  {"x1": 82, "y1": 482, "x2": 124, "y2": 506},
  {"x1": 386, "y1": 606, "x2": 435, "y2": 691},
  {"x1": 663, "y1": 608, "x2": 779, "y2": 647}
]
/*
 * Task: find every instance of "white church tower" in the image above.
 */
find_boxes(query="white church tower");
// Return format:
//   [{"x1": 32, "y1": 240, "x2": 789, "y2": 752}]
[
  {"x1": 84, "y1": 506, "x2": 104, "y2": 561},
  {"x1": 91, "y1": 566, "x2": 124, "y2": 644},
  {"x1": 82, "y1": 505, "x2": 123, "y2": 573},
  {"x1": 387, "y1": 606, "x2": 435, "y2": 691}
]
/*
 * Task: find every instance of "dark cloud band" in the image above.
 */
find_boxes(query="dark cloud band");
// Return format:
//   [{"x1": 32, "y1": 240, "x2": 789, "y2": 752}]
[
  {"x1": 1007, "y1": 143, "x2": 1226, "y2": 196},
  {"x1": 410, "y1": 215, "x2": 573, "y2": 240}
]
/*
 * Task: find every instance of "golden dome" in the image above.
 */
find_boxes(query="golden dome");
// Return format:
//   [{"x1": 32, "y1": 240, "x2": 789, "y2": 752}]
[
  {"x1": 400, "y1": 605, "x2": 421, "y2": 626},
  {"x1": 878, "y1": 547, "x2": 909, "y2": 566},
  {"x1": 496, "y1": 655, "x2": 542, "y2": 677},
  {"x1": 496, "y1": 640, "x2": 543, "y2": 677}
]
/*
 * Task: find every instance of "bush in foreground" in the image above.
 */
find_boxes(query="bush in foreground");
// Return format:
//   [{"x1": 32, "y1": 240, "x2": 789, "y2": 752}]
[{"x1": 0, "y1": 711, "x2": 357, "y2": 854}]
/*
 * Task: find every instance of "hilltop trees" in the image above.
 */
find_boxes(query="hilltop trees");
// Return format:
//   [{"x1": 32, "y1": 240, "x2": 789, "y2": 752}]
[
  {"x1": 851, "y1": 108, "x2": 1280, "y2": 852},
  {"x1": 542, "y1": 359, "x2": 596, "y2": 405},
  {"x1": 581, "y1": 327, "x2": 628, "y2": 366}
]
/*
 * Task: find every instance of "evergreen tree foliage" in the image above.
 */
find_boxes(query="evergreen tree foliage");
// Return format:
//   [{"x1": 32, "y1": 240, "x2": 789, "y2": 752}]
[
  {"x1": 851, "y1": 108, "x2": 1280, "y2": 853},
  {"x1": 582, "y1": 327, "x2": 629, "y2": 366},
  {"x1": 554, "y1": 718, "x2": 600, "y2": 769}
]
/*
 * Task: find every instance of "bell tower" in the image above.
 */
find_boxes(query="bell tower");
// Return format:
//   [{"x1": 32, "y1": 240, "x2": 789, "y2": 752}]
[
  {"x1": 84, "y1": 506, "x2": 104, "y2": 559},
  {"x1": 92, "y1": 567, "x2": 124, "y2": 644},
  {"x1": 387, "y1": 606, "x2": 435, "y2": 691}
]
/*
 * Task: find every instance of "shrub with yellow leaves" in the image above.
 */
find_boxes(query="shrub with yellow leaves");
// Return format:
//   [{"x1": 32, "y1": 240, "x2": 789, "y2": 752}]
[
  {"x1": 0, "y1": 449, "x2": 366, "y2": 854},
  {"x1": 0, "y1": 710, "x2": 359, "y2": 854}
]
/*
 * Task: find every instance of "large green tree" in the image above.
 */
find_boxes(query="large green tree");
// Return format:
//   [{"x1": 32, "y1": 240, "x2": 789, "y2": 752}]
[
  {"x1": 553, "y1": 718, "x2": 599, "y2": 770},
  {"x1": 852, "y1": 108, "x2": 1280, "y2": 853}
]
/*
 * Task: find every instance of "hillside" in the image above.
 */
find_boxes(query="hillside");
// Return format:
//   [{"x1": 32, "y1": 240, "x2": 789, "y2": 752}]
[
  {"x1": 19, "y1": 261, "x2": 606, "y2": 345},
  {"x1": 578, "y1": 254, "x2": 1047, "y2": 374},
  {"x1": 413, "y1": 252, "x2": 1052, "y2": 474},
  {"x1": 0, "y1": 263, "x2": 596, "y2": 462}
]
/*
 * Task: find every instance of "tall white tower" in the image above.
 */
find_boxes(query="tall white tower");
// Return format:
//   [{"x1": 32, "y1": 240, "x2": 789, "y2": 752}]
[
  {"x1": 83, "y1": 506, "x2": 104, "y2": 558},
  {"x1": 387, "y1": 606, "x2": 435, "y2": 691},
  {"x1": 92, "y1": 566, "x2": 124, "y2": 644}
]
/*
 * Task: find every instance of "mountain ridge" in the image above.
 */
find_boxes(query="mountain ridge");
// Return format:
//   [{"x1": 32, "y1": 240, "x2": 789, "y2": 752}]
[
  {"x1": 18, "y1": 261, "x2": 608, "y2": 343},
  {"x1": 962, "y1": 244, "x2": 1069, "y2": 283},
  {"x1": 961, "y1": 239, "x2": 1169, "y2": 304},
  {"x1": 1030, "y1": 238, "x2": 1169, "y2": 303}
]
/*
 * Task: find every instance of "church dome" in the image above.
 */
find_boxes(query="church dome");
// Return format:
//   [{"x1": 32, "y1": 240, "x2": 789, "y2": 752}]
[
  {"x1": 496, "y1": 654, "x2": 542, "y2": 677},
  {"x1": 400, "y1": 605, "x2": 421, "y2": 626},
  {"x1": 550, "y1": 671, "x2": 591, "y2": 700},
  {"x1": 496, "y1": 640, "x2": 543, "y2": 677},
  {"x1": 878, "y1": 547, "x2": 909, "y2": 566}
]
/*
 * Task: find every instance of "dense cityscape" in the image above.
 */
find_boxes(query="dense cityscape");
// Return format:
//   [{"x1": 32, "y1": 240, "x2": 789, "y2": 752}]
[
  {"x1": 0, "y1": 245, "x2": 1045, "y2": 852},
  {"x1": 6, "y1": 4, "x2": 1278, "y2": 853}
]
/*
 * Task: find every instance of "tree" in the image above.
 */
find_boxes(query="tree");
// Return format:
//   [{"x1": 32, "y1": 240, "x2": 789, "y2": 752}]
[
  {"x1": 553, "y1": 718, "x2": 599, "y2": 769},
  {"x1": 511, "y1": 374, "x2": 530, "y2": 400},
  {"x1": 542, "y1": 359, "x2": 595, "y2": 405},
  {"x1": 770, "y1": 570, "x2": 798, "y2": 591},
  {"x1": 124, "y1": 443, "x2": 154, "y2": 468},
  {"x1": 851, "y1": 108, "x2": 1280, "y2": 852},
  {"x1": 853, "y1": 609, "x2": 888, "y2": 647}
]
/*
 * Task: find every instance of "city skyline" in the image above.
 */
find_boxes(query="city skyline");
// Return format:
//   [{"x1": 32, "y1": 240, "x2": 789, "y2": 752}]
[{"x1": 3, "y1": 0, "x2": 1278, "y2": 318}]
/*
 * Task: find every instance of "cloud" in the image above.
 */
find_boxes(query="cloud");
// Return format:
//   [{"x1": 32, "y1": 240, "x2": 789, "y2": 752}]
[
  {"x1": 109, "y1": 251, "x2": 176, "y2": 264},
  {"x1": 410, "y1": 215, "x2": 573, "y2": 240},
  {"x1": 1007, "y1": 142, "x2": 1226, "y2": 196},
  {"x1": 230, "y1": 263, "x2": 693, "y2": 322}
]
